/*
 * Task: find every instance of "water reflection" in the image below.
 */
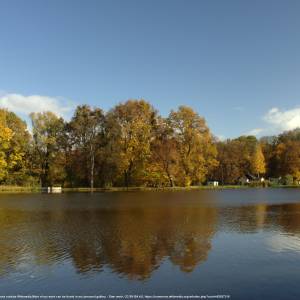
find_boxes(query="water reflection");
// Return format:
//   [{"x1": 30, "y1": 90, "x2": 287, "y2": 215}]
[
  {"x1": 220, "y1": 202, "x2": 300, "y2": 234},
  {"x1": 0, "y1": 192, "x2": 217, "y2": 280},
  {"x1": 1, "y1": 192, "x2": 300, "y2": 281}
]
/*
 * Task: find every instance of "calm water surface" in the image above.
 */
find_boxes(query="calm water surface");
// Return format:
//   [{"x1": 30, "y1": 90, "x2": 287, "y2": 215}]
[{"x1": 1, "y1": 189, "x2": 300, "y2": 299}]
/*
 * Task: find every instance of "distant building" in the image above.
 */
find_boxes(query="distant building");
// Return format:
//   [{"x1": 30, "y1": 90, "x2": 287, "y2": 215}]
[
  {"x1": 240, "y1": 175, "x2": 265, "y2": 185},
  {"x1": 207, "y1": 181, "x2": 219, "y2": 187},
  {"x1": 239, "y1": 176, "x2": 250, "y2": 185}
]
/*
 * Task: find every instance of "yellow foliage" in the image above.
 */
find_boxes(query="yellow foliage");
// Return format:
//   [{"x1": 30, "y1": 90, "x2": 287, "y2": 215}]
[
  {"x1": 0, "y1": 123, "x2": 13, "y2": 180},
  {"x1": 251, "y1": 144, "x2": 266, "y2": 176}
]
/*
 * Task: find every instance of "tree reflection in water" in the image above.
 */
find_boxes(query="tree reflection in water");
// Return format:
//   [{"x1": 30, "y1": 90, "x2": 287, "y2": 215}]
[{"x1": 1, "y1": 192, "x2": 300, "y2": 280}]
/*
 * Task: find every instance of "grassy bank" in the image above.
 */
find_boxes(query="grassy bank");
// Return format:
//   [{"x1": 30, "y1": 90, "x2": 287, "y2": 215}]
[
  {"x1": 0, "y1": 185, "x2": 247, "y2": 193},
  {"x1": 0, "y1": 185, "x2": 41, "y2": 193},
  {"x1": 1, "y1": 184, "x2": 299, "y2": 194}
]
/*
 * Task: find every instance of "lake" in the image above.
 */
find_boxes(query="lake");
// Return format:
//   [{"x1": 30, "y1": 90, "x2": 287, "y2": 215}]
[{"x1": 1, "y1": 189, "x2": 300, "y2": 299}]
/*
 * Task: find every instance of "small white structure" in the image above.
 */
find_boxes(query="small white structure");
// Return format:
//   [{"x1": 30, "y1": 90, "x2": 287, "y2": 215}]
[
  {"x1": 42, "y1": 187, "x2": 62, "y2": 193},
  {"x1": 207, "y1": 181, "x2": 219, "y2": 187},
  {"x1": 51, "y1": 187, "x2": 62, "y2": 193}
]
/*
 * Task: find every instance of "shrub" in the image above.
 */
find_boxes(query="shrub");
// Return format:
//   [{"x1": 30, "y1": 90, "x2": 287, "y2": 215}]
[{"x1": 283, "y1": 174, "x2": 294, "y2": 186}]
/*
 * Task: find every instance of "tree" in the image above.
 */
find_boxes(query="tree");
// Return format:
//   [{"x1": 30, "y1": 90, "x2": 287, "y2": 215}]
[
  {"x1": 105, "y1": 100, "x2": 156, "y2": 187},
  {"x1": 68, "y1": 105, "x2": 105, "y2": 190},
  {"x1": 30, "y1": 111, "x2": 65, "y2": 187},
  {"x1": 168, "y1": 106, "x2": 218, "y2": 186},
  {"x1": 251, "y1": 144, "x2": 266, "y2": 178},
  {"x1": 283, "y1": 174, "x2": 294, "y2": 186},
  {"x1": 0, "y1": 114, "x2": 13, "y2": 181},
  {"x1": 147, "y1": 117, "x2": 178, "y2": 187},
  {"x1": 275, "y1": 140, "x2": 300, "y2": 179},
  {"x1": 0, "y1": 109, "x2": 31, "y2": 184},
  {"x1": 263, "y1": 129, "x2": 300, "y2": 180},
  {"x1": 260, "y1": 136, "x2": 277, "y2": 178},
  {"x1": 214, "y1": 136, "x2": 261, "y2": 184},
  {"x1": 4, "y1": 101, "x2": 300, "y2": 188},
  {"x1": 3, "y1": 110, "x2": 31, "y2": 184},
  {"x1": 214, "y1": 139, "x2": 245, "y2": 184}
]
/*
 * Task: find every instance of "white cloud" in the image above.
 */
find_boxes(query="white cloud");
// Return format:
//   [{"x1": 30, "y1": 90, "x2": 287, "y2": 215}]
[
  {"x1": 245, "y1": 128, "x2": 264, "y2": 136},
  {"x1": 263, "y1": 107, "x2": 300, "y2": 132},
  {"x1": 245, "y1": 106, "x2": 300, "y2": 137},
  {"x1": 0, "y1": 93, "x2": 76, "y2": 118}
]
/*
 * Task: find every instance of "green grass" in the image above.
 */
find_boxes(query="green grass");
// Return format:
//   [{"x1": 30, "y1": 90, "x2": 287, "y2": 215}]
[
  {"x1": 1, "y1": 184, "x2": 299, "y2": 194},
  {"x1": 0, "y1": 185, "x2": 41, "y2": 193},
  {"x1": 0, "y1": 185, "x2": 247, "y2": 193},
  {"x1": 63, "y1": 185, "x2": 248, "y2": 193}
]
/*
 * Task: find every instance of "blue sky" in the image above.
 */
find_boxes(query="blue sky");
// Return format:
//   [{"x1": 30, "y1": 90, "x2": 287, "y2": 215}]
[{"x1": 1, "y1": 0, "x2": 300, "y2": 138}]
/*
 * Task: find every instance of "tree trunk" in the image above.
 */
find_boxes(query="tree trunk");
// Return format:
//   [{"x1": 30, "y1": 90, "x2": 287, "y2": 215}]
[
  {"x1": 90, "y1": 146, "x2": 94, "y2": 192},
  {"x1": 221, "y1": 166, "x2": 224, "y2": 186},
  {"x1": 42, "y1": 150, "x2": 50, "y2": 187},
  {"x1": 166, "y1": 169, "x2": 174, "y2": 187},
  {"x1": 124, "y1": 171, "x2": 128, "y2": 188}
]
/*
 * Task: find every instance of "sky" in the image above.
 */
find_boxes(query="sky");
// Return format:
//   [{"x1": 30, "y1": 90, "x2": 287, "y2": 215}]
[{"x1": 1, "y1": 0, "x2": 300, "y2": 139}]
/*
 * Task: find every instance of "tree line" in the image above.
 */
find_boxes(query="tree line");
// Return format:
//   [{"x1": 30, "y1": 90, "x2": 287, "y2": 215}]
[{"x1": 0, "y1": 99, "x2": 299, "y2": 188}]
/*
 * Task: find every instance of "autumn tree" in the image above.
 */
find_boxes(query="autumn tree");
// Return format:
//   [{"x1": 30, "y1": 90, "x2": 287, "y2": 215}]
[
  {"x1": 260, "y1": 136, "x2": 277, "y2": 178},
  {"x1": 0, "y1": 112, "x2": 13, "y2": 181},
  {"x1": 168, "y1": 106, "x2": 218, "y2": 186},
  {"x1": 273, "y1": 140, "x2": 300, "y2": 180},
  {"x1": 214, "y1": 136, "x2": 261, "y2": 184},
  {"x1": 0, "y1": 109, "x2": 31, "y2": 184},
  {"x1": 105, "y1": 100, "x2": 156, "y2": 187},
  {"x1": 3, "y1": 101, "x2": 300, "y2": 188},
  {"x1": 68, "y1": 105, "x2": 105, "y2": 189},
  {"x1": 261, "y1": 129, "x2": 300, "y2": 182},
  {"x1": 251, "y1": 144, "x2": 266, "y2": 178},
  {"x1": 214, "y1": 139, "x2": 245, "y2": 184},
  {"x1": 147, "y1": 117, "x2": 178, "y2": 187},
  {"x1": 30, "y1": 111, "x2": 65, "y2": 187}
]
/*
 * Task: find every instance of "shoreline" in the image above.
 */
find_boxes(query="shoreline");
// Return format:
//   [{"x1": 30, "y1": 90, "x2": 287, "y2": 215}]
[
  {"x1": 0, "y1": 185, "x2": 299, "y2": 193},
  {"x1": 0, "y1": 185, "x2": 246, "y2": 193}
]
